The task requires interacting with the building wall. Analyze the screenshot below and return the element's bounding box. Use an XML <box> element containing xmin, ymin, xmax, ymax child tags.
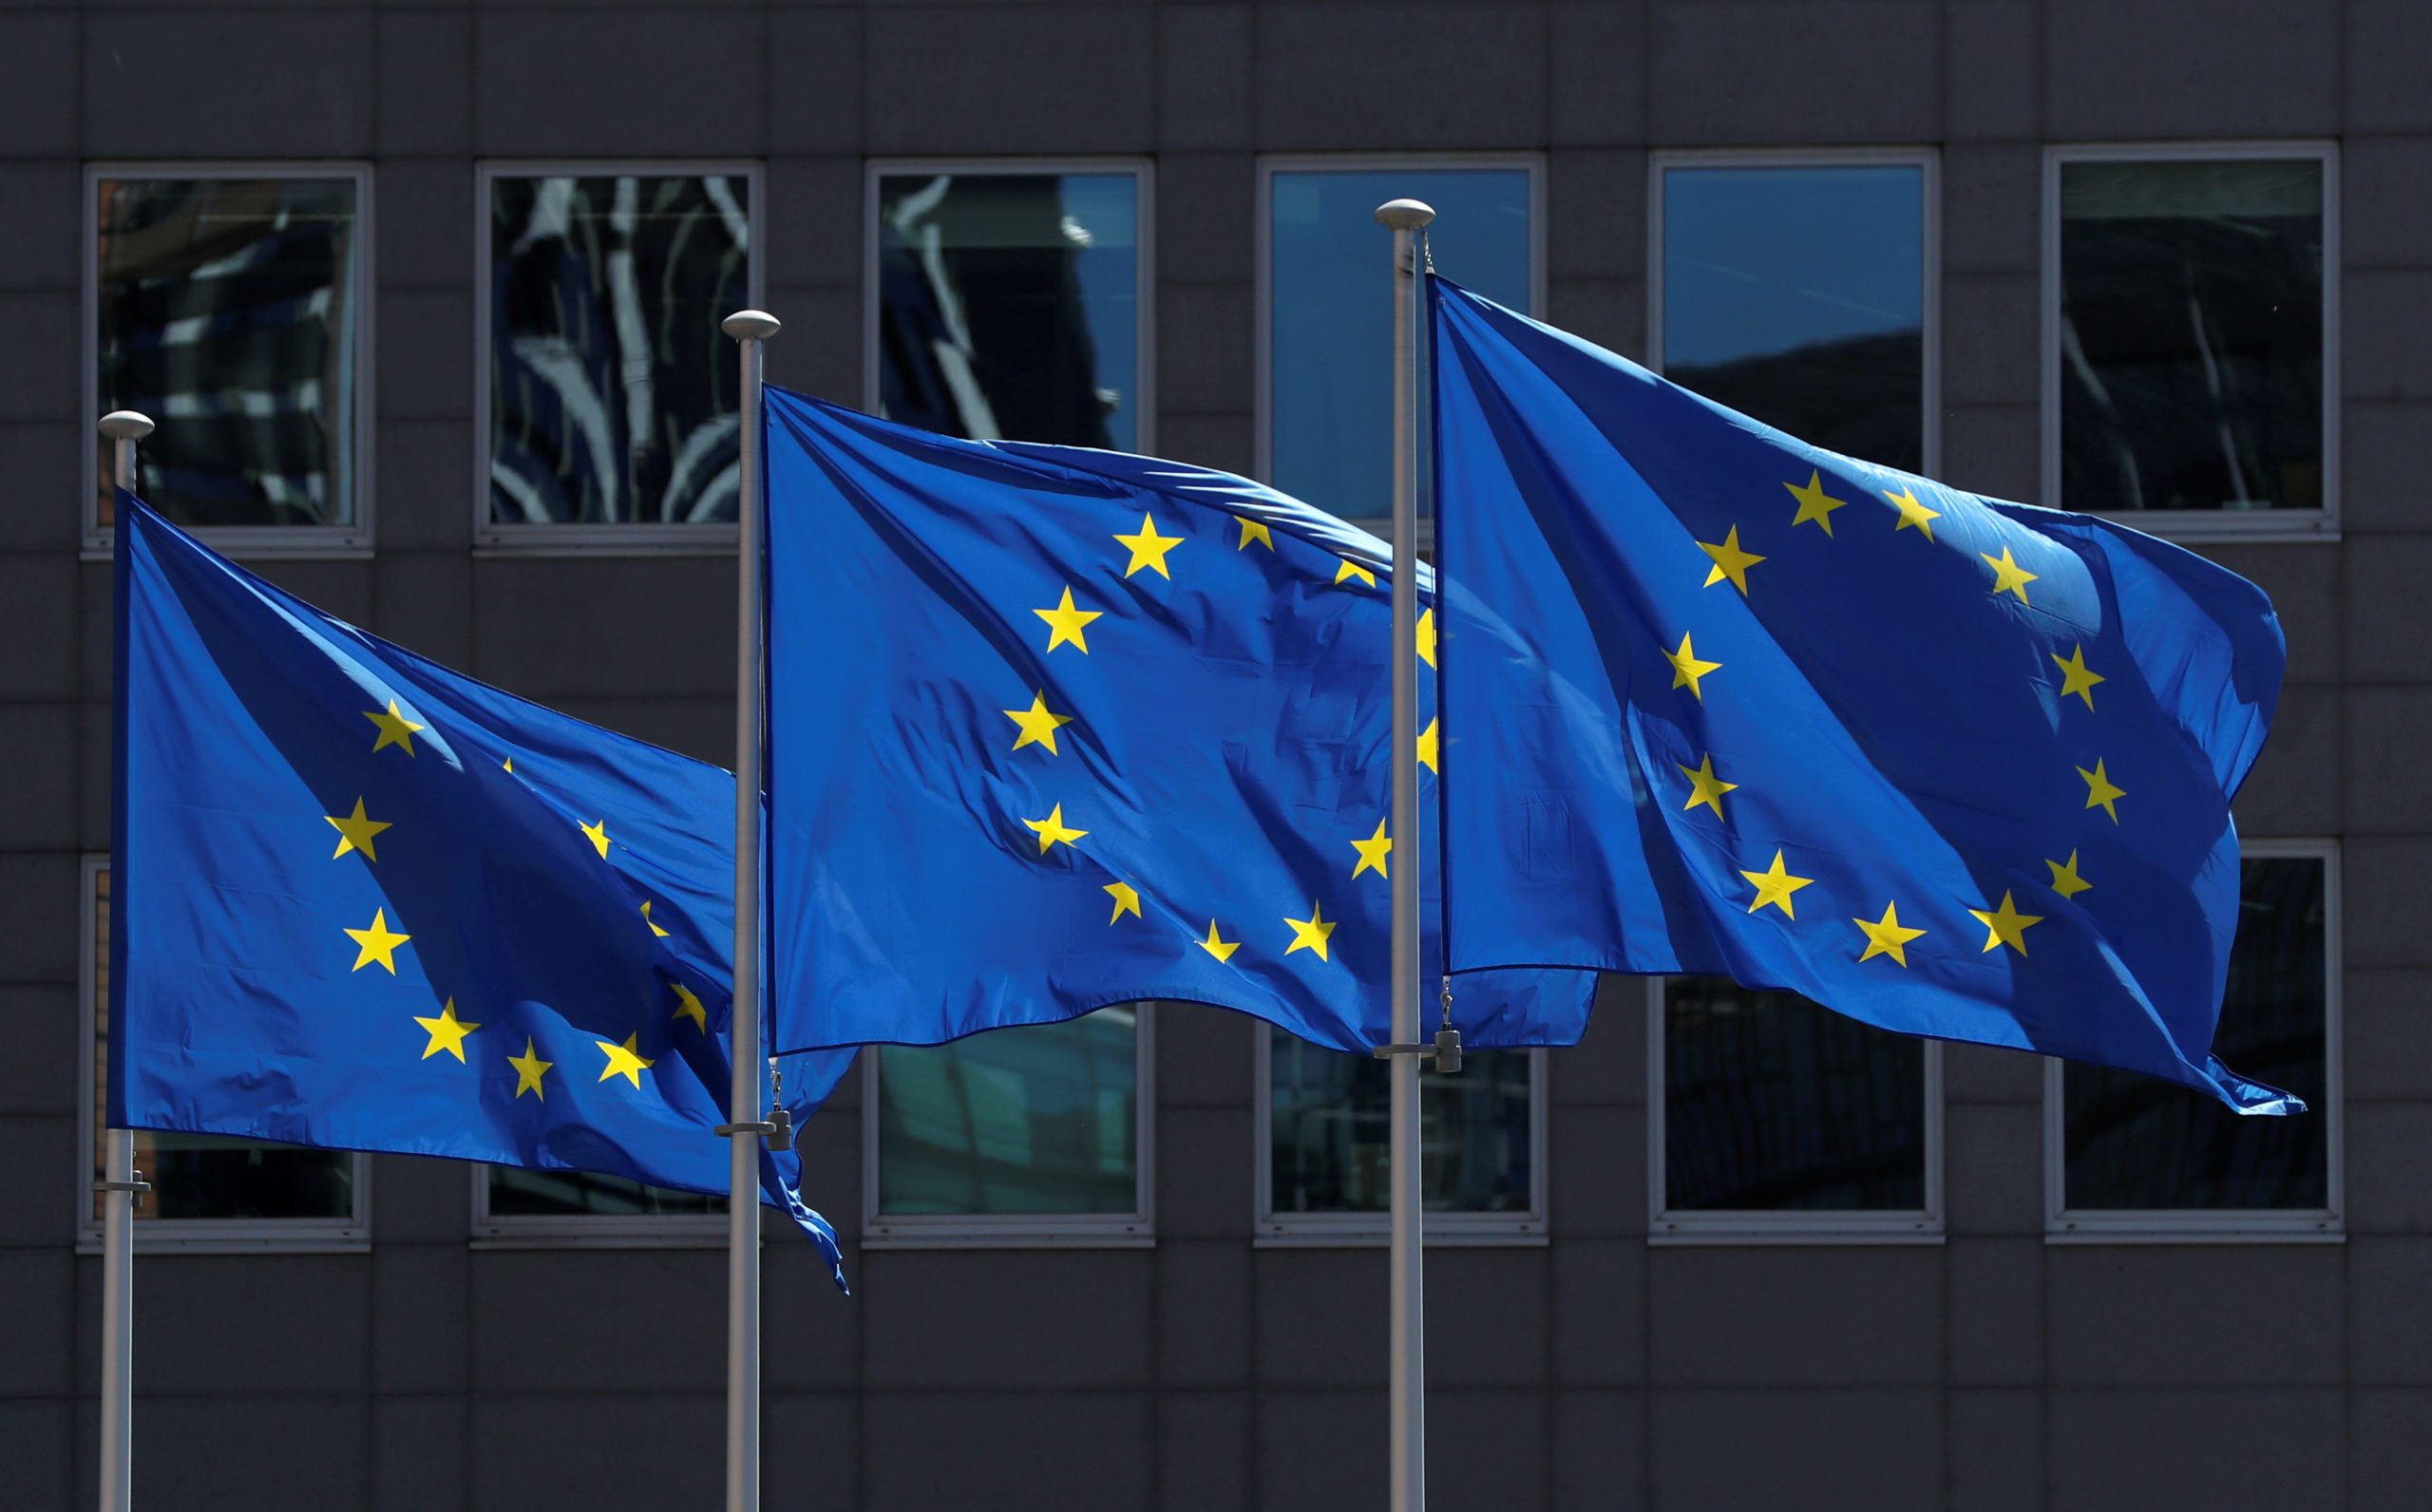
<box><xmin>2</xmin><ymin>2</ymin><xmax>2426</xmax><ymax>1507</ymax></box>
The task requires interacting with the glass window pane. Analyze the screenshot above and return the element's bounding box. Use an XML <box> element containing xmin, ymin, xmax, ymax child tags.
<box><xmin>94</xmin><ymin>176</ymin><xmax>361</xmax><ymax>530</ymax></box>
<box><xmin>486</xmin><ymin>1166</ymin><xmax>721</xmax><ymax>1219</ymax></box>
<box><xmin>876</xmin><ymin>1008</ymin><xmax>1138</xmax><ymax>1216</ymax></box>
<box><xmin>1267</xmin><ymin>1027</ymin><xmax>1532</xmax><ymax>1215</ymax></box>
<box><xmin>1663</xmin><ymin>981</ymin><xmax>1927</xmax><ymax>1212</ymax></box>
<box><xmin>2058</xmin><ymin>158</ymin><xmax>2325</xmax><ymax>515</ymax></box>
<box><xmin>1660</xmin><ymin>163</ymin><xmax>1927</xmax><ymax>471</ymax></box>
<box><xmin>1268</xmin><ymin>167</ymin><xmax>1532</xmax><ymax>520</ymax></box>
<box><xmin>876</xmin><ymin>172</ymin><xmax>1141</xmax><ymax>452</ymax></box>
<box><xmin>488</xmin><ymin>173</ymin><xmax>753</xmax><ymax>525</ymax></box>
<box><xmin>2062</xmin><ymin>856</ymin><xmax>2330</xmax><ymax>1210</ymax></box>
<box><xmin>87</xmin><ymin>865</ymin><xmax>353</xmax><ymax>1224</ymax></box>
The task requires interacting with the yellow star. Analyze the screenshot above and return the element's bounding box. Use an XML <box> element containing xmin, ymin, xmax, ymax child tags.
<box><xmin>1197</xmin><ymin>919</ymin><xmax>1240</xmax><ymax>963</ymax></box>
<box><xmin>1982</xmin><ymin>544</ymin><xmax>2039</xmax><ymax>603</ymax></box>
<box><xmin>1002</xmin><ymin>691</ymin><xmax>1075</xmax><ymax>756</ymax></box>
<box><xmin>1666</xmin><ymin>633</ymin><xmax>1721</xmax><ymax>700</ymax></box>
<box><xmin>2046</xmin><ymin>849</ymin><xmax>2093</xmax><ymax>900</ymax></box>
<box><xmin>1350</xmin><ymin>818</ymin><xmax>1393</xmax><ymax>880</ymax></box>
<box><xmin>502</xmin><ymin>757</ymin><xmax>514</xmax><ymax>774</ymax></box>
<box><xmin>1105</xmin><ymin>881</ymin><xmax>1142</xmax><ymax>923</ymax></box>
<box><xmin>1885</xmin><ymin>484</ymin><xmax>1941</xmax><ymax>540</ymax></box>
<box><xmin>2051</xmin><ymin>644</ymin><xmax>2105</xmax><ymax>710</ymax></box>
<box><xmin>2078</xmin><ymin>758</ymin><xmax>2125</xmax><ymax>822</ymax></box>
<box><xmin>1416</xmin><ymin>608</ymin><xmax>1437</xmax><ymax>669</ymax></box>
<box><xmin>508</xmin><ymin>1036</ymin><xmax>553</xmax><ymax>1100</ymax></box>
<box><xmin>1238</xmin><ymin>518</ymin><xmax>1273</xmax><ymax>551</ymax></box>
<box><xmin>1677</xmin><ymin>754</ymin><xmax>1738</xmax><ymax>819</ymax></box>
<box><xmin>412</xmin><ymin>998</ymin><xmax>481</xmax><ymax>1063</ymax></box>
<box><xmin>364</xmin><ymin>699</ymin><xmax>425</xmax><ymax>757</ymax></box>
<box><xmin>1852</xmin><ymin>902</ymin><xmax>1927</xmax><ymax>967</ymax></box>
<box><xmin>1416</xmin><ymin>717</ymin><xmax>1439</xmax><ymax>774</ymax></box>
<box><xmin>1283</xmin><ymin>900</ymin><xmax>1338</xmax><ymax>962</ymax></box>
<box><xmin>324</xmin><ymin>797</ymin><xmax>392</xmax><ymax>862</ymax></box>
<box><xmin>641</xmin><ymin>900</ymin><xmax>670</xmax><ymax>938</ymax></box>
<box><xmin>1739</xmin><ymin>850</ymin><xmax>1814</xmax><ymax>917</ymax></box>
<box><xmin>1968</xmin><ymin>891</ymin><xmax>2045</xmax><ymax>955</ymax></box>
<box><xmin>1698</xmin><ymin>525</ymin><xmax>1765</xmax><ymax>594</ymax></box>
<box><xmin>345</xmin><ymin>908</ymin><xmax>411</xmax><ymax>974</ymax></box>
<box><xmin>580</xmin><ymin>820</ymin><xmax>611</xmax><ymax>859</ymax></box>
<box><xmin>1034</xmin><ymin>587</ymin><xmax>1104</xmax><ymax>654</ymax></box>
<box><xmin>1022</xmin><ymin>803</ymin><xmax>1088</xmax><ymax>855</ymax></box>
<box><xmin>1785</xmin><ymin>470</ymin><xmax>1847</xmax><ymax>536</ymax></box>
<box><xmin>596</xmin><ymin>1031</ymin><xmax>656</xmax><ymax>1088</ymax></box>
<box><xmin>672</xmin><ymin>981</ymin><xmax>709</xmax><ymax>1032</ymax></box>
<box><xmin>1335</xmin><ymin>558</ymin><xmax>1379</xmax><ymax>590</ymax></box>
<box><xmin>1114</xmin><ymin>512</ymin><xmax>1184</xmax><ymax>578</ymax></box>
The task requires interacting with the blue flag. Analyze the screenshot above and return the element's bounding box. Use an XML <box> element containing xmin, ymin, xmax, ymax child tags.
<box><xmin>1428</xmin><ymin>279</ymin><xmax>2295</xmax><ymax>1112</ymax></box>
<box><xmin>112</xmin><ymin>499</ymin><xmax>852</xmax><ymax>1281</ymax></box>
<box><xmin>760</xmin><ymin>387</ymin><xmax>1595</xmax><ymax>1053</ymax></box>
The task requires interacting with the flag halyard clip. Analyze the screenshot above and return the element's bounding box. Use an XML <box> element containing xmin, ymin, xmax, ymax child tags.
<box><xmin>92</xmin><ymin>1179</ymin><xmax>152</xmax><ymax>1194</ymax></box>
<box><xmin>1371</xmin><ymin>976</ymin><xmax>1464</xmax><ymax>1073</ymax></box>
<box><xmin>716</xmin><ymin>1057</ymin><xmax>794</xmax><ymax>1150</ymax></box>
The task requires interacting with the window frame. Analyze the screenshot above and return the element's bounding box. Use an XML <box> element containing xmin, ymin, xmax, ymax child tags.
<box><xmin>862</xmin><ymin>157</ymin><xmax>1158</xmax><ymax>459</ymax></box>
<box><xmin>472</xmin><ymin>160</ymin><xmax>767</xmax><ymax>556</ymax></box>
<box><xmin>75</xmin><ymin>855</ymin><xmax>372</xmax><ymax>1255</ymax></box>
<box><xmin>1644</xmin><ymin>976</ymin><xmax>1948</xmax><ymax>1245</ymax></box>
<box><xmin>81</xmin><ymin>161</ymin><xmax>378</xmax><ymax>560</ymax></box>
<box><xmin>1251</xmin><ymin>1024</ymin><xmax>1548</xmax><ymax>1247</ymax></box>
<box><xmin>859</xmin><ymin>1004</ymin><xmax>1157</xmax><ymax>1249</ymax></box>
<box><xmin>1647</xmin><ymin>146</ymin><xmax>1943</xmax><ymax>482</ymax></box>
<box><xmin>2042</xmin><ymin>838</ymin><xmax>2345</xmax><ymax>1244</ymax></box>
<box><xmin>466</xmin><ymin>1162</ymin><xmax>728</xmax><ymax>1250</ymax></box>
<box><xmin>2039</xmin><ymin>140</ymin><xmax>2342</xmax><ymax>542</ymax></box>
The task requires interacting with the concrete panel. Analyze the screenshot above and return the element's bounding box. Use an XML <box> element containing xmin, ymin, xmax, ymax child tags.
<box><xmin>0</xmin><ymin>984</ymin><xmax>75</xmax><ymax>1118</ymax></box>
<box><xmin>378</xmin><ymin>289</ymin><xmax>475</xmax><ymax>423</ymax></box>
<box><xmin>2349</xmin><ymin>270</ymin><xmax>2432</xmax><ymax>402</ymax></box>
<box><xmin>2346</xmin><ymin>136</ymin><xmax>2432</xmax><ymax>270</ymax></box>
<box><xmin>2048</xmin><ymin>1387</ymin><xmax>2343</xmax><ymax>1507</ymax></box>
<box><xmin>137</xmin><ymin>1393</ymin><xmax>371</xmax><ymax>1512</ymax></box>
<box><xmin>1943</xmin><ymin>143</ymin><xmax>2041</xmax><ymax>275</ymax></box>
<box><xmin>2344</xmin><ymin>400</ymin><xmax>2432</xmax><ymax>534</ymax></box>
<box><xmin>82</xmin><ymin>12</ymin><xmax>374</xmax><ymax>160</ymax></box>
<box><xmin>1254</xmin><ymin>3</ymin><xmax>1549</xmax><ymax>153</ymax></box>
<box><xmin>2346</xmin><ymin>839</ymin><xmax>2432</xmax><ymax>970</ymax></box>
<box><xmin>0</xmin><ymin>856</ymin><xmax>80</xmax><ymax>985</ymax></box>
<box><xmin>373</xmin><ymin>552</ymin><xmax>476</xmax><ymax>672</ymax></box>
<box><xmin>0</xmin><ymin>1401</ymin><xmax>71</xmax><ymax>1512</ymax></box>
<box><xmin>1551</xmin><ymin>1237</ymin><xmax>1646</xmax><ymax>1388</ymax></box>
<box><xmin>1424</xmin><ymin>1248</ymin><xmax>1548</xmax><ymax>1387</ymax></box>
<box><xmin>1158</xmin><ymin>1390</ymin><xmax>1252</xmax><ymax>1512</ymax></box>
<box><xmin>1158</xmin><ymin>4</ymin><xmax>1253</xmax><ymax>152</ymax></box>
<box><xmin>2353</xmin><ymin>1237</ymin><xmax>2432</xmax><ymax>1385</ymax></box>
<box><xmin>864</xmin><ymin>6</ymin><xmax>1155</xmax><ymax>156</ymax></box>
<box><xmin>468</xmin><ymin>1249</ymin><xmax>725</xmax><ymax>1394</ymax></box>
<box><xmin>0</xmin><ymin>1117</ymin><xmax>74</xmax><ymax>1248</ymax></box>
<box><xmin>768</xmin><ymin>9</ymin><xmax>864</xmax><ymax>156</ymax></box>
<box><xmin>0</xmin><ymin>422</ymin><xmax>81</xmax><ymax>553</ymax></box>
<box><xmin>474</xmin><ymin>9</ymin><xmax>768</xmax><ymax>158</ymax></box>
<box><xmin>2233</xmin><ymin>682</ymin><xmax>2340</xmax><ymax>836</ymax></box>
<box><xmin>469</xmin><ymin>1391</ymin><xmax>721</xmax><ymax>1509</ymax></box>
<box><xmin>865</xmin><ymin>1389</ymin><xmax>1151</xmax><ymax>1509</ymax></box>
<box><xmin>368</xmin><ymin>1153</ymin><xmax>470</xmax><ymax>1246</ymax></box>
<box><xmin>1255</xmin><ymin>1248</ymin><xmax>1390</xmax><ymax>1388</ymax></box>
<box><xmin>1549</xmin><ymin>275</ymin><xmax>1644</xmax><ymax>363</ymax></box>
<box><xmin>70</xmin><ymin>1255</ymin><xmax>371</xmax><ymax>1397</ymax></box>
<box><xmin>1158</xmin><ymin>281</ymin><xmax>1252</xmax><ymax>420</ymax></box>
<box><xmin>766</xmin><ymin>1393</ymin><xmax>859</xmax><ymax>1509</ymax></box>
<box><xmin>2207</xmin><ymin>539</ymin><xmax>2335</xmax><ymax>684</ymax></box>
<box><xmin>2046</xmin><ymin>1245</ymin><xmax>2345</xmax><ymax>1386</ymax></box>
<box><xmin>0</xmin><ymin>1249</ymin><xmax>70</xmax><ymax>1395</ymax></box>
<box><xmin>1549</xmin><ymin>2</ymin><xmax>1648</xmax><ymax>148</ymax></box>
<box><xmin>375</xmin><ymin>161</ymin><xmax>472</xmax><ymax>295</ymax></box>
<box><xmin>1941</xmin><ymin>273</ymin><xmax>2039</xmax><ymax>407</ymax></box>
<box><xmin>1948</xmin><ymin>1387</ymin><xmax>2043</xmax><ymax>1512</ymax></box>
<box><xmin>0</xmin><ymin>16</ymin><xmax>74</xmax><ymax>159</ymax></box>
<box><xmin>863</xmin><ymin>1249</ymin><xmax>1150</xmax><ymax>1389</ymax></box>
<box><xmin>1942</xmin><ymin>1039</ymin><xmax>2041</xmax><ymax>1105</ymax></box>
<box><xmin>1647</xmin><ymin>1246</ymin><xmax>1944</xmax><ymax>1386</ymax></box>
<box><xmin>1431</xmin><ymin>1387</ymin><xmax>1548</xmax><ymax>1507</ymax></box>
<box><xmin>1155</xmin><ymin>152</ymin><xmax>1254</xmax><ymax>289</ymax></box>
<box><xmin>1945</xmin><ymin>1101</ymin><xmax>2042</xmax><ymax>1237</ymax></box>
<box><xmin>470</xmin><ymin>556</ymin><xmax>737</xmax><ymax>701</ymax></box>
<box><xmin>80</xmin><ymin>701</ymin><xmax>109</xmax><ymax>852</ymax></box>
<box><xmin>372</xmin><ymin>1241</ymin><xmax>468</xmax><ymax>1395</ymax></box>
<box><xmin>1647</xmin><ymin>1</ymin><xmax>1939</xmax><ymax>147</ymax></box>
<box><xmin>0</xmin><ymin>163</ymin><xmax>77</xmax><ymax>293</ymax></box>
<box><xmin>0</xmin><ymin>293</ymin><xmax>78</xmax><ymax>422</ymax></box>
<box><xmin>764</xmin><ymin>156</ymin><xmax>863</xmax><ymax>290</ymax></box>
<box><xmin>1548</xmin><ymin>1104</ymin><xmax>1642</xmax><ymax>1238</ymax></box>
<box><xmin>763</xmin><ymin>1225</ymin><xmax>863</xmax><ymax>1392</ymax></box>
<box><xmin>1939</xmin><ymin>404</ymin><xmax>2037</xmax><ymax>503</ymax></box>
<box><xmin>1157</xmin><ymin>1238</ymin><xmax>1251</xmax><ymax>1388</ymax></box>
<box><xmin>758</xmin><ymin>282</ymin><xmax>861</xmax><ymax>406</ymax></box>
<box><xmin>0</xmin><ymin>703</ymin><xmax>77</xmax><ymax>852</ymax></box>
<box><xmin>1155</xmin><ymin>414</ymin><xmax>1253</xmax><ymax>482</ymax></box>
<box><xmin>372</xmin><ymin>1395</ymin><xmax>466</xmax><ymax>1512</ymax></box>
<box><xmin>1551</xmin><ymin>976</ymin><xmax>1645</xmax><ymax>1107</ymax></box>
<box><xmin>2348</xmin><ymin>1</ymin><xmax>2432</xmax><ymax>135</ymax></box>
<box><xmin>1552</xmin><ymin>1388</ymin><xmax>1647</xmax><ymax>1512</ymax></box>
<box><xmin>2353</xmin><ymin>1388</ymin><xmax>2432</xmax><ymax>1510</ymax></box>
<box><xmin>2349</xmin><ymin>1101</ymin><xmax>2432</xmax><ymax>1235</ymax></box>
<box><xmin>1946</xmin><ymin>0</ymin><xmax>2039</xmax><ymax>142</ymax></box>
<box><xmin>2346</xmin><ymin>688</ymin><xmax>2432</xmax><ymax>835</ymax></box>
<box><xmin>2042</xmin><ymin>0</ymin><xmax>2337</xmax><ymax>141</ymax></box>
<box><xmin>1548</xmin><ymin>149</ymin><xmax>1645</xmax><ymax>283</ymax></box>
<box><xmin>1948</xmin><ymin>1237</ymin><xmax>2042</xmax><ymax>1387</ymax></box>
<box><xmin>1255</xmin><ymin>1389</ymin><xmax>1378</xmax><ymax>1512</ymax></box>
<box><xmin>1158</xmin><ymin>1000</ymin><xmax>1253</xmax><ymax>1110</ymax></box>
<box><xmin>376</xmin><ymin>418</ymin><xmax>476</xmax><ymax>554</ymax></box>
<box><xmin>2344</xmin><ymin>969</ymin><xmax>2432</xmax><ymax>1104</ymax></box>
<box><xmin>1651</xmin><ymin>1388</ymin><xmax>1943</xmax><ymax>1508</ymax></box>
<box><xmin>377</xmin><ymin>11</ymin><xmax>474</xmax><ymax>158</ymax></box>
<box><xmin>1157</xmin><ymin>1106</ymin><xmax>1253</xmax><ymax>1239</ymax></box>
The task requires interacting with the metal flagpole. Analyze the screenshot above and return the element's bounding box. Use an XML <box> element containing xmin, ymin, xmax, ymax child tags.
<box><xmin>719</xmin><ymin>311</ymin><xmax>780</xmax><ymax>1512</ymax></box>
<box><xmin>1375</xmin><ymin>198</ymin><xmax>1436</xmax><ymax>1512</ymax></box>
<box><xmin>96</xmin><ymin>407</ymin><xmax>154</xmax><ymax>1512</ymax></box>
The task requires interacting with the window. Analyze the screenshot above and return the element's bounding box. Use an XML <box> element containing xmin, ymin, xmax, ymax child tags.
<box><xmin>85</xmin><ymin>164</ymin><xmax>371</xmax><ymax>554</ymax></box>
<box><xmin>1258</xmin><ymin>1027</ymin><xmax>1544</xmax><ymax>1244</ymax></box>
<box><xmin>476</xmin><ymin>164</ymin><xmax>762</xmax><ymax>547</ymax></box>
<box><xmin>864</xmin><ymin>1006</ymin><xmax>1152</xmax><ymax>1246</ymax></box>
<box><xmin>1651</xmin><ymin>150</ymin><xmax>1937</xmax><ymax>474</ymax></box>
<box><xmin>2044</xmin><ymin>144</ymin><xmax>2338</xmax><ymax>536</ymax></box>
<box><xmin>471</xmin><ymin>1164</ymin><xmax>723</xmax><ymax>1248</ymax></box>
<box><xmin>1649</xmin><ymin>978</ymin><xmax>1943</xmax><ymax>1241</ymax></box>
<box><xmin>2047</xmin><ymin>844</ymin><xmax>2341</xmax><ymax>1240</ymax></box>
<box><xmin>78</xmin><ymin>858</ymin><xmax>368</xmax><ymax>1251</ymax></box>
<box><xmin>1260</xmin><ymin>157</ymin><xmax>1541</xmax><ymax>524</ymax></box>
<box><xmin>866</xmin><ymin>161</ymin><xmax>1150</xmax><ymax>454</ymax></box>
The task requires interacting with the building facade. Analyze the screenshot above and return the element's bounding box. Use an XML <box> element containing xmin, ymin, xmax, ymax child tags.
<box><xmin>3</xmin><ymin>2</ymin><xmax>2425</xmax><ymax>1507</ymax></box>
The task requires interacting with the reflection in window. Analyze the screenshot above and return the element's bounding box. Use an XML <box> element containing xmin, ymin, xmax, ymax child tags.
<box><xmin>86</xmin><ymin>864</ymin><xmax>354</xmax><ymax>1225</ymax></box>
<box><xmin>485</xmin><ymin>1167</ymin><xmax>720</xmax><ymax>1219</ymax></box>
<box><xmin>1268</xmin><ymin>1028</ymin><xmax>1531</xmax><ymax>1215</ymax></box>
<box><xmin>488</xmin><ymin>173</ymin><xmax>752</xmax><ymax>524</ymax></box>
<box><xmin>876</xmin><ymin>172</ymin><xmax>1140</xmax><ymax>451</ymax></box>
<box><xmin>1662</xmin><ymin>981</ymin><xmax>1927</xmax><ymax>1211</ymax></box>
<box><xmin>93</xmin><ymin>175</ymin><xmax>362</xmax><ymax>530</ymax></box>
<box><xmin>875</xmin><ymin>1008</ymin><xmax>1138</xmax><ymax>1216</ymax></box>
<box><xmin>1660</xmin><ymin>162</ymin><xmax>1927</xmax><ymax>471</ymax></box>
<box><xmin>2058</xmin><ymin>157</ymin><xmax>2326</xmax><ymax>515</ymax></box>
<box><xmin>2063</xmin><ymin>855</ymin><xmax>2330</xmax><ymax>1211</ymax></box>
<box><xmin>1268</xmin><ymin>166</ymin><xmax>1532</xmax><ymax>520</ymax></box>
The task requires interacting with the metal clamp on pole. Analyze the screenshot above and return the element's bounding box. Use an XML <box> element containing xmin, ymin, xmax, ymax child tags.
<box><xmin>91</xmin><ymin>1180</ymin><xmax>153</xmax><ymax>1194</ymax></box>
<box><xmin>1368</xmin><ymin>1030</ymin><xmax>1464</xmax><ymax>1073</ymax></box>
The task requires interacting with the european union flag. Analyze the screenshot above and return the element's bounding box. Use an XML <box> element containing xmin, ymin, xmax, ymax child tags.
<box><xmin>1428</xmin><ymin>279</ymin><xmax>2295</xmax><ymax>1112</ymax></box>
<box><xmin>112</xmin><ymin>500</ymin><xmax>851</xmax><ymax>1279</ymax></box>
<box><xmin>759</xmin><ymin>387</ymin><xmax>1595</xmax><ymax>1053</ymax></box>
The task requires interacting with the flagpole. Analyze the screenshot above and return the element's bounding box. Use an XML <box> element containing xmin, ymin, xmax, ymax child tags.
<box><xmin>719</xmin><ymin>310</ymin><xmax>780</xmax><ymax>1512</ymax></box>
<box><xmin>1376</xmin><ymin>197</ymin><xmax>1435</xmax><ymax>1512</ymax></box>
<box><xmin>96</xmin><ymin>407</ymin><xmax>153</xmax><ymax>1512</ymax></box>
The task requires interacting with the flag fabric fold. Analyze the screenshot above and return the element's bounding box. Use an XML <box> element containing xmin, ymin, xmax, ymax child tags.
<box><xmin>112</xmin><ymin>498</ymin><xmax>851</xmax><ymax>1281</ymax></box>
<box><xmin>1428</xmin><ymin>277</ymin><xmax>2294</xmax><ymax>1112</ymax></box>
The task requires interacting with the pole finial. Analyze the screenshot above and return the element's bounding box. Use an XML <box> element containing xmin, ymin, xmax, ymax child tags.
<box><xmin>1374</xmin><ymin>198</ymin><xmax>1437</xmax><ymax>232</ymax></box>
<box><xmin>98</xmin><ymin>410</ymin><xmax>155</xmax><ymax>443</ymax></box>
<box><xmin>721</xmin><ymin>310</ymin><xmax>781</xmax><ymax>343</ymax></box>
